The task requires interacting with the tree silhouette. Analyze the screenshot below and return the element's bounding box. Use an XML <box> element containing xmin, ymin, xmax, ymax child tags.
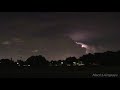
<box><xmin>50</xmin><ymin>60</ymin><xmax>58</xmax><ymax>66</ymax></box>
<box><xmin>64</xmin><ymin>57</ymin><xmax>77</xmax><ymax>66</ymax></box>
<box><xmin>25</xmin><ymin>55</ymin><xmax>49</xmax><ymax>67</ymax></box>
<box><xmin>80</xmin><ymin>50</ymin><xmax>120</xmax><ymax>66</ymax></box>
<box><xmin>17</xmin><ymin>60</ymin><xmax>25</xmax><ymax>66</ymax></box>
<box><xmin>0</xmin><ymin>59</ymin><xmax>17</xmax><ymax>69</ymax></box>
<box><xmin>80</xmin><ymin>53</ymin><xmax>95</xmax><ymax>66</ymax></box>
<box><xmin>0</xmin><ymin>50</ymin><xmax>119</xmax><ymax>75</ymax></box>
<box><xmin>0</xmin><ymin>59</ymin><xmax>15</xmax><ymax>65</ymax></box>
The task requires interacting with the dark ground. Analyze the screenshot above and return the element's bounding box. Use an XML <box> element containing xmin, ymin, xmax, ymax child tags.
<box><xmin>0</xmin><ymin>66</ymin><xmax>120</xmax><ymax>78</ymax></box>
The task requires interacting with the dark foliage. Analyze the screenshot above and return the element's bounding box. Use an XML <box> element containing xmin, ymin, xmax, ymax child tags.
<box><xmin>80</xmin><ymin>50</ymin><xmax>120</xmax><ymax>66</ymax></box>
<box><xmin>25</xmin><ymin>55</ymin><xmax>49</xmax><ymax>67</ymax></box>
<box><xmin>0</xmin><ymin>50</ymin><xmax>120</xmax><ymax>74</ymax></box>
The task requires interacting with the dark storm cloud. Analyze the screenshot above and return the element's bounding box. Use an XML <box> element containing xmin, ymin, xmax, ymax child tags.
<box><xmin>0</xmin><ymin>12</ymin><xmax>120</xmax><ymax>60</ymax></box>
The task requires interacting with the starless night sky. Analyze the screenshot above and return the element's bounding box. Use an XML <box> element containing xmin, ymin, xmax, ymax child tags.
<box><xmin>0</xmin><ymin>12</ymin><xmax>120</xmax><ymax>61</ymax></box>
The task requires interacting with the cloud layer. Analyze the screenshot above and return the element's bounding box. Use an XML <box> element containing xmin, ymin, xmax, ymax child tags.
<box><xmin>0</xmin><ymin>12</ymin><xmax>120</xmax><ymax>60</ymax></box>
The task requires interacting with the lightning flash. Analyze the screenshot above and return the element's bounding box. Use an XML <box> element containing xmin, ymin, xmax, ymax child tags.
<box><xmin>75</xmin><ymin>42</ymin><xmax>95</xmax><ymax>54</ymax></box>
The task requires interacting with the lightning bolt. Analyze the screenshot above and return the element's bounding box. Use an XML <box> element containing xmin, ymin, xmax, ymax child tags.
<box><xmin>75</xmin><ymin>41</ymin><xmax>95</xmax><ymax>54</ymax></box>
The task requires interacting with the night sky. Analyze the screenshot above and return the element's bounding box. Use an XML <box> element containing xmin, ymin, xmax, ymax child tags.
<box><xmin>0</xmin><ymin>12</ymin><xmax>120</xmax><ymax>61</ymax></box>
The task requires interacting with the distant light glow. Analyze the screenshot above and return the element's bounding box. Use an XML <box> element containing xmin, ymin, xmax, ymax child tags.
<box><xmin>1</xmin><ymin>41</ymin><xmax>11</xmax><ymax>45</ymax></box>
<box><xmin>75</xmin><ymin>41</ymin><xmax>95</xmax><ymax>54</ymax></box>
<box><xmin>61</xmin><ymin>62</ymin><xmax>63</xmax><ymax>64</ymax></box>
<box><xmin>76</xmin><ymin>42</ymin><xmax>88</xmax><ymax>48</ymax></box>
<box><xmin>32</xmin><ymin>50</ymin><xmax>39</xmax><ymax>53</ymax></box>
<box><xmin>75</xmin><ymin>42</ymin><xmax>89</xmax><ymax>53</ymax></box>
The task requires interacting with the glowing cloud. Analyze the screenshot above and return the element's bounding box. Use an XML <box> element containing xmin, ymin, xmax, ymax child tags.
<box><xmin>1</xmin><ymin>41</ymin><xmax>11</xmax><ymax>45</ymax></box>
<box><xmin>76</xmin><ymin>42</ymin><xmax>88</xmax><ymax>48</ymax></box>
<box><xmin>32</xmin><ymin>50</ymin><xmax>39</xmax><ymax>53</ymax></box>
<box><xmin>75</xmin><ymin>41</ymin><xmax>96</xmax><ymax>54</ymax></box>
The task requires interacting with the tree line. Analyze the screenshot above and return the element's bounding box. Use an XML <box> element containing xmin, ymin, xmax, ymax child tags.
<box><xmin>0</xmin><ymin>50</ymin><xmax>120</xmax><ymax>68</ymax></box>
